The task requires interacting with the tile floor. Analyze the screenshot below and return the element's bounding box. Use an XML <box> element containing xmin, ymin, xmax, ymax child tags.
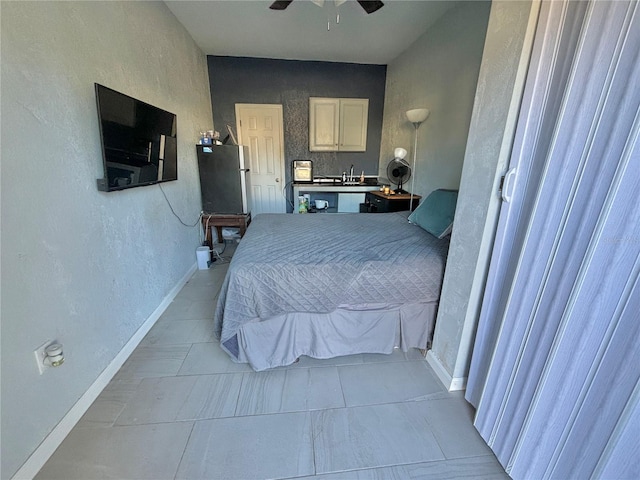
<box><xmin>36</xmin><ymin>244</ymin><xmax>508</xmax><ymax>480</ymax></box>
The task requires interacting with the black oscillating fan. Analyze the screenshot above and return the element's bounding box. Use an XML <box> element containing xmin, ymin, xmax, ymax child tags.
<box><xmin>386</xmin><ymin>158</ymin><xmax>411</xmax><ymax>193</ymax></box>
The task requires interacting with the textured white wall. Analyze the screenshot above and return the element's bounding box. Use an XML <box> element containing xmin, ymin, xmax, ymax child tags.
<box><xmin>0</xmin><ymin>2</ymin><xmax>212</xmax><ymax>477</ymax></box>
<box><xmin>380</xmin><ymin>0</ymin><xmax>536</xmax><ymax>385</ymax></box>
<box><xmin>378</xmin><ymin>1</ymin><xmax>491</xmax><ymax>196</ymax></box>
<box><xmin>431</xmin><ymin>1</ymin><xmax>535</xmax><ymax>381</ymax></box>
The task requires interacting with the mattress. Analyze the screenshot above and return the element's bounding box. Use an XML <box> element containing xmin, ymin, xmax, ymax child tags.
<box><xmin>214</xmin><ymin>211</ymin><xmax>450</xmax><ymax>370</ymax></box>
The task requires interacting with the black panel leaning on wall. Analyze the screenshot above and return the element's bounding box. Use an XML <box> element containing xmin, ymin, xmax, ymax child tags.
<box><xmin>207</xmin><ymin>56</ymin><xmax>386</xmax><ymax>210</ymax></box>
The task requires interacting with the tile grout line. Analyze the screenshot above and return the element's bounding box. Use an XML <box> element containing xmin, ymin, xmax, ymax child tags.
<box><xmin>310</xmin><ymin>409</ymin><xmax>317</xmax><ymax>477</ymax></box>
<box><xmin>174</xmin><ymin>342</ymin><xmax>196</xmax><ymax>376</ymax></box>
<box><xmin>104</xmin><ymin>394</ymin><xmax>461</xmax><ymax>429</ymax></box>
<box><xmin>274</xmin><ymin>454</ymin><xmax>504</xmax><ymax>479</ymax></box>
<box><xmin>172</xmin><ymin>421</ymin><xmax>197</xmax><ymax>480</ymax></box>
<box><xmin>233</xmin><ymin>372</ymin><xmax>247</xmax><ymax>417</ymax></box>
<box><xmin>335</xmin><ymin>365</ymin><xmax>349</xmax><ymax>409</ymax></box>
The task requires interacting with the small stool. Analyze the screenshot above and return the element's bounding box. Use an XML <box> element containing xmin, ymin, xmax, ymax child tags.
<box><xmin>202</xmin><ymin>213</ymin><xmax>252</xmax><ymax>248</ymax></box>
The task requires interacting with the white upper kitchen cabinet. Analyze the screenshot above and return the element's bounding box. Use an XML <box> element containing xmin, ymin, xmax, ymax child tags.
<box><xmin>309</xmin><ymin>97</ymin><xmax>368</xmax><ymax>152</ymax></box>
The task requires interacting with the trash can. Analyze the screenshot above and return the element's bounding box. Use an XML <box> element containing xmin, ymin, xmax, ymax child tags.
<box><xmin>196</xmin><ymin>246</ymin><xmax>210</xmax><ymax>270</ymax></box>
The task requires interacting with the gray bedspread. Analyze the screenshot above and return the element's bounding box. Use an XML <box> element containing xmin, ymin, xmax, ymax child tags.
<box><xmin>214</xmin><ymin>211</ymin><xmax>450</xmax><ymax>370</ymax></box>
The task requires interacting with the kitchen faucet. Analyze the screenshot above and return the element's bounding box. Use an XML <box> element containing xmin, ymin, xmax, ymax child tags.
<box><xmin>349</xmin><ymin>165</ymin><xmax>354</xmax><ymax>182</ymax></box>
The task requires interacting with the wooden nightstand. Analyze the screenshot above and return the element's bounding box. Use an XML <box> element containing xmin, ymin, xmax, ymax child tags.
<box><xmin>364</xmin><ymin>191</ymin><xmax>421</xmax><ymax>213</ymax></box>
<box><xmin>202</xmin><ymin>213</ymin><xmax>251</xmax><ymax>247</ymax></box>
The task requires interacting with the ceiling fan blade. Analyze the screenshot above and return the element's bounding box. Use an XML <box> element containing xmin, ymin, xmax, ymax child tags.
<box><xmin>269</xmin><ymin>0</ymin><xmax>294</xmax><ymax>11</ymax></box>
<box><xmin>356</xmin><ymin>1</ymin><xmax>384</xmax><ymax>14</ymax></box>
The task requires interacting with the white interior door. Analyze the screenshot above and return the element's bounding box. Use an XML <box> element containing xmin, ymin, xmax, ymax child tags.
<box><xmin>235</xmin><ymin>104</ymin><xmax>286</xmax><ymax>215</ymax></box>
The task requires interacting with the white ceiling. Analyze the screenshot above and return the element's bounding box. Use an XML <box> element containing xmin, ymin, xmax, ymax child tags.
<box><xmin>164</xmin><ymin>0</ymin><xmax>459</xmax><ymax>65</ymax></box>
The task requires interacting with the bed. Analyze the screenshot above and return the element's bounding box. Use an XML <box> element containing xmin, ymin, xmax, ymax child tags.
<box><xmin>213</xmin><ymin>190</ymin><xmax>457</xmax><ymax>371</ymax></box>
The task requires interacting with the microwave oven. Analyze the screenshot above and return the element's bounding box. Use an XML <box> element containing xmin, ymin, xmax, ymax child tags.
<box><xmin>292</xmin><ymin>160</ymin><xmax>313</xmax><ymax>183</ymax></box>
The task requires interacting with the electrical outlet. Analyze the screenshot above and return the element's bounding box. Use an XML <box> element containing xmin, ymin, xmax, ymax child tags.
<box><xmin>34</xmin><ymin>341</ymin><xmax>52</xmax><ymax>375</ymax></box>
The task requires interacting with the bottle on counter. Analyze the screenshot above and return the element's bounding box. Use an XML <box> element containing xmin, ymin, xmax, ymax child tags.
<box><xmin>342</xmin><ymin>172</ymin><xmax>347</xmax><ymax>182</ymax></box>
<box><xmin>298</xmin><ymin>196</ymin><xmax>308</xmax><ymax>213</ymax></box>
<box><xmin>360</xmin><ymin>171</ymin><xmax>365</xmax><ymax>183</ymax></box>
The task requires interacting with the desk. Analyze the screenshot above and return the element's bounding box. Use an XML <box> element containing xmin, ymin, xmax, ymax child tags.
<box><xmin>365</xmin><ymin>191</ymin><xmax>422</xmax><ymax>213</ymax></box>
<box><xmin>202</xmin><ymin>213</ymin><xmax>251</xmax><ymax>246</ymax></box>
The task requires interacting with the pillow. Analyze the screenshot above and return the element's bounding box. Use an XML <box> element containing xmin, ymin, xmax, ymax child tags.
<box><xmin>408</xmin><ymin>189</ymin><xmax>458</xmax><ymax>238</ymax></box>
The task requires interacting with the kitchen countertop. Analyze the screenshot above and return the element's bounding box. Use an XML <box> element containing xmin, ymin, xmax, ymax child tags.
<box><xmin>292</xmin><ymin>182</ymin><xmax>380</xmax><ymax>193</ymax></box>
<box><xmin>293</xmin><ymin>177</ymin><xmax>381</xmax><ymax>193</ymax></box>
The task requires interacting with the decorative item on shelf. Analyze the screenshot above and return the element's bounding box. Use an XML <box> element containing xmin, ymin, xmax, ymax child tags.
<box><xmin>199</xmin><ymin>132</ymin><xmax>210</xmax><ymax>145</ymax></box>
<box><xmin>406</xmin><ymin>108</ymin><xmax>430</xmax><ymax>211</ymax></box>
<box><xmin>199</xmin><ymin>130</ymin><xmax>220</xmax><ymax>145</ymax></box>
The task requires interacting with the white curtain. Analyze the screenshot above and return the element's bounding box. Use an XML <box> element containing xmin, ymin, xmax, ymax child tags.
<box><xmin>466</xmin><ymin>1</ymin><xmax>640</xmax><ymax>478</ymax></box>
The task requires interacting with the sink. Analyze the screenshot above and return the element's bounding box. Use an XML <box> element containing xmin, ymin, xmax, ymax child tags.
<box><xmin>305</xmin><ymin>178</ymin><xmax>379</xmax><ymax>188</ymax></box>
<box><xmin>311</xmin><ymin>179</ymin><xmax>365</xmax><ymax>186</ymax></box>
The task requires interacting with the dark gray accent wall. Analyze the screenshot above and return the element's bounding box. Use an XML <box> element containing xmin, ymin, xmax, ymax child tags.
<box><xmin>207</xmin><ymin>56</ymin><xmax>386</xmax><ymax>208</ymax></box>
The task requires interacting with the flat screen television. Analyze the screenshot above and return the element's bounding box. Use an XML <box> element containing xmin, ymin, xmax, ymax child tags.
<box><xmin>95</xmin><ymin>83</ymin><xmax>177</xmax><ymax>192</ymax></box>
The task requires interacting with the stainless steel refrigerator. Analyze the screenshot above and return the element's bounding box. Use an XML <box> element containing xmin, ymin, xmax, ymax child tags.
<box><xmin>197</xmin><ymin>145</ymin><xmax>252</xmax><ymax>214</ymax></box>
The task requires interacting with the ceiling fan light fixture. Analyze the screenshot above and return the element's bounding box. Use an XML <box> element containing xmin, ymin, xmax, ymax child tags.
<box><xmin>270</xmin><ymin>0</ymin><xmax>383</xmax><ymax>14</ymax></box>
<box><xmin>357</xmin><ymin>0</ymin><xmax>384</xmax><ymax>14</ymax></box>
<box><xmin>269</xmin><ymin>0</ymin><xmax>294</xmax><ymax>10</ymax></box>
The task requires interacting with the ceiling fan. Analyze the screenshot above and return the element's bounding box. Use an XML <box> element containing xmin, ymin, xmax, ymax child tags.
<box><xmin>269</xmin><ymin>0</ymin><xmax>384</xmax><ymax>15</ymax></box>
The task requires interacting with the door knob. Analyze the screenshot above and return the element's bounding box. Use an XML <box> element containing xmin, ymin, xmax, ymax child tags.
<box><xmin>275</xmin><ymin>178</ymin><xmax>280</xmax><ymax>182</ymax></box>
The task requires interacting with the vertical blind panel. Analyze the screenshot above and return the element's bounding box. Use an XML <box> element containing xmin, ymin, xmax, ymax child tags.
<box><xmin>470</xmin><ymin>1</ymin><xmax>640</xmax><ymax>478</ymax></box>
<box><xmin>475</xmin><ymin>0</ymin><xmax>633</xmax><ymax>457</ymax></box>
<box><xmin>466</xmin><ymin>0</ymin><xmax>587</xmax><ymax>408</ymax></box>
<box><xmin>594</xmin><ymin>379</ymin><xmax>640</xmax><ymax>480</ymax></box>
<box><xmin>514</xmin><ymin>110</ymin><xmax>640</xmax><ymax>478</ymax></box>
<box><xmin>550</xmin><ymin>264</ymin><xmax>640</xmax><ymax>479</ymax></box>
<box><xmin>510</xmin><ymin>8</ymin><xmax>640</xmax><ymax>475</ymax></box>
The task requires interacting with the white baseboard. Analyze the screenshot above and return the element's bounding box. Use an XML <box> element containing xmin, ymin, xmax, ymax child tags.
<box><xmin>12</xmin><ymin>263</ymin><xmax>197</xmax><ymax>480</ymax></box>
<box><xmin>426</xmin><ymin>350</ymin><xmax>467</xmax><ymax>391</ymax></box>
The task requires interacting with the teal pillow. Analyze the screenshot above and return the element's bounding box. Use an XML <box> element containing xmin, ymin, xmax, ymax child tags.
<box><xmin>408</xmin><ymin>189</ymin><xmax>458</xmax><ymax>238</ymax></box>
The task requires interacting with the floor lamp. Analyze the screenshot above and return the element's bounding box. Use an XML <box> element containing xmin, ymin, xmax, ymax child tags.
<box><xmin>406</xmin><ymin>108</ymin><xmax>430</xmax><ymax>211</ymax></box>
